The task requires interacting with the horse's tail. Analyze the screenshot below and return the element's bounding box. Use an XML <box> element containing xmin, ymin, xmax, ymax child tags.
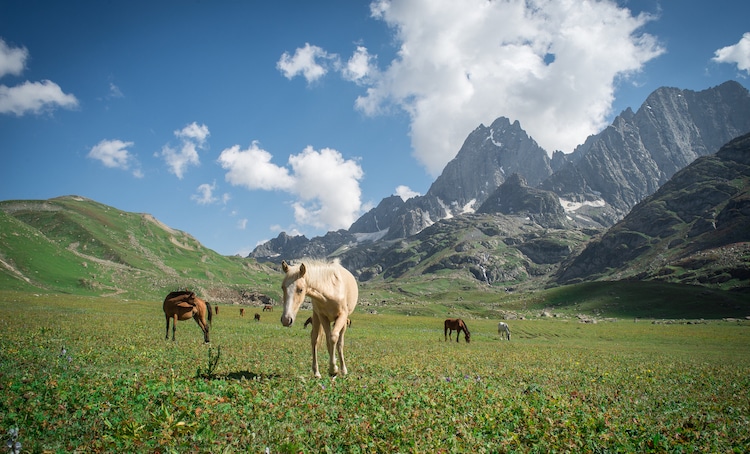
<box><xmin>206</xmin><ymin>302</ymin><xmax>213</xmax><ymax>325</ymax></box>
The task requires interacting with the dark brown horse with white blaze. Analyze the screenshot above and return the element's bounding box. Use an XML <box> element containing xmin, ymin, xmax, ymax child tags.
<box><xmin>444</xmin><ymin>318</ymin><xmax>470</xmax><ymax>343</ymax></box>
<box><xmin>163</xmin><ymin>291</ymin><xmax>212</xmax><ymax>343</ymax></box>
<box><xmin>281</xmin><ymin>260</ymin><xmax>358</xmax><ymax>378</ymax></box>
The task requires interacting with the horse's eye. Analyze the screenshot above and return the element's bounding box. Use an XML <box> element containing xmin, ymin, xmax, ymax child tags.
<box><xmin>297</xmin><ymin>288</ymin><xmax>303</xmax><ymax>294</ymax></box>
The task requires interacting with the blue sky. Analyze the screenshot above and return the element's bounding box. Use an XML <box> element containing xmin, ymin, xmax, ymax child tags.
<box><xmin>1</xmin><ymin>0</ymin><xmax>749</xmax><ymax>256</ymax></box>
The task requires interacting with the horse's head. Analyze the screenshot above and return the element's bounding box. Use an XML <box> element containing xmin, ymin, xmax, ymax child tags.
<box><xmin>465</xmin><ymin>331</ymin><xmax>471</xmax><ymax>343</ymax></box>
<box><xmin>280</xmin><ymin>260</ymin><xmax>307</xmax><ymax>327</ymax></box>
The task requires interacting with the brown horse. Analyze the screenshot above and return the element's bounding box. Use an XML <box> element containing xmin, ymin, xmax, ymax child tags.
<box><xmin>444</xmin><ymin>318</ymin><xmax>470</xmax><ymax>343</ymax></box>
<box><xmin>262</xmin><ymin>305</ymin><xmax>273</xmax><ymax>312</ymax></box>
<box><xmin>281</xmin><ymin>259</ymin><xmax>358</xmax><ymax>378</ymax></box>
<box><xmin>163</xmin><ymin>291</ymin><xmax>212</xmax><ymax>343</ymax></box>
<box><xmin>240</xmin><ymin>308</ymin><xmax>245</xmax><ymax>317</ymax></box>
<box><xmin>254</xmin><ymin>313</ymin><xmax>260</xmax><ymax>322</ymax></box>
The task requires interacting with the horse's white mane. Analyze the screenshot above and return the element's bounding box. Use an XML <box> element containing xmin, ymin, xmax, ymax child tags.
<box><xmin>295</xmin><ymin>258</ymin><xmax>344</xmax><ymax>285</ymax></box>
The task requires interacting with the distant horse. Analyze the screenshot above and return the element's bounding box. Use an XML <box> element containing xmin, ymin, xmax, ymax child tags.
<box><xmin>262</xmin><ymin>305</ymin><xmax>273</xmax><ymax>312</ymax></box>
<box><xmin>444</xmin><ymin>318</ymin><xmax>470</xmax><ymax>343</ymax></box>
<box><xmin>281</xmin><ymin>259</ymin><xmax>358</xmax><ymax>378</ymax></box>
<box><xmin>498</xmin><ymin>322</ymin><xmax>511</xmax><ymax>341</ymax></box>
<box><xmin>215</xmin><ymin>305</ymin><xmax>219</xmax><ymax>315</ymax></box>
<box><xmin>240</xmin><ymin>308</ymin><xmax>245</xmax><ymax>317</ymax></box>
<box><xmin>254</xmin><ymin>313</ymin><xmax>260</xmax><ymax>322</ymax></box>
<box><xmin>163</xmin><ymin>291</ymin><xmax>212</xmax><ymax>343</ymax></box>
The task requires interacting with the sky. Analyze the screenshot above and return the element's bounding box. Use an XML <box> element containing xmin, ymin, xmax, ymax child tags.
<box><xmin>1</xmin><ymin>0</ymin><xmax>749</xmax><ymax>256</ymax></box>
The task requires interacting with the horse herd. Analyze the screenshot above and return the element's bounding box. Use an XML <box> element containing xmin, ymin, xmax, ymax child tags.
<box><xmin>163</xmin><ymin>260</ymin><xmax>511</xmax><ymax>378</ymax></box>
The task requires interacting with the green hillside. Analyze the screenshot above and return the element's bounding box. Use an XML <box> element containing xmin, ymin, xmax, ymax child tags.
<box><xmin>0</xmin><ymin>196</ymin><xmax>279</xmax><ymax>301</ymax></box>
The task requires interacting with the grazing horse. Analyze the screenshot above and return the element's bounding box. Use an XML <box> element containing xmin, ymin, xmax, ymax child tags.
<box><xmin>262</xmin><ymin>305</ymin><xmax>273</xmax><ymax>312</ymax></box>
<box><xmin>281</xmin><ymin>259</ymin><xmax>358</xmax><ymax>378</ymax></box>
<box><xmin>444</xmin><ymin>318</ymin><xmax>470</xmax><ymax>343</ymax></box>
<box><xmin>254</xmin><ymin>313</ymin><xmax>260</xmax><ymax>322</ymax></box>
<box><xmin>215</xmin><ymin>305</ymin><xmax>219</xmax><ymax>315</ymax></box>
<box><xmin>498</xmin><ymin>322</ymin><xmax>511</xmax><ymax>341</ymax></box>
<box><xmin>163</xmin><ymin>291</ymin><xmax>212</xmax><ymax>343</ymax></box>
<box><xmin>240</xmin><ymin>308</ymin><xmax>245</xmax><ymax>317</ymax></box>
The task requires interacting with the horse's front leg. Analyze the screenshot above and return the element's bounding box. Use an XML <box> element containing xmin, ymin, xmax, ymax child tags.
<box><xmin>319</xmin><ymin>315</ymin><xmax>340</xmax><ymax>376</ymax></box>
<box><xmin>310</xmin><ymin>314</ymin><xmax>323</xmax><ymax>378</ymax></box>
<box><xmin>331</xmin><ymin>315</ymin><xmax>349</xmax><ymax>376</ymax></box>
<box><xmin>456</xmin><ymin>329</ymin><xmax>460</xmax><ymax>343</ymax></box>
<box><xmin>195</xmin><ymin>314</ymin><xmax>210</xmax><ymax>344</ymax></box>
<box><xmin>172</xmin><ymin>314</ymin><xmax>178</xmax><ymax>341</ymax></box>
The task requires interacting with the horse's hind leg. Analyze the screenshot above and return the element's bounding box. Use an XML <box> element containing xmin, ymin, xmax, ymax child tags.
<box><xmin>165</xmin><ymin>316</ymin><xmax>170</xmax><ymax>340</ymax></box>
<box><xmin>171</xmin><ymin>314</ymin><xmax>177</xmax><ymax>341</ymax></box>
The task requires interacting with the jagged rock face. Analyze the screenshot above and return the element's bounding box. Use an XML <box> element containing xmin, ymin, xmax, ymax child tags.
<box><xmin>557</xmin><ymin>132</ymin><xmax>750</xmax><ymax>285</ymax></box>
<box><xmin>249</xmin><ymin>229</ymin><xmax>357</xmax><ymax>261</ymax></box>
<box><xmin>541</xmin><ymin>81</ymin><xmax>750</xmax><ymax>224</ymax></box>
<box><xmin>428</xmin><ymin>117</ymin><xmax>553</xmax><ymax>212</ymax></box>
<box><xmin>349</xmin><ymin>195</ymin><xmax>404</xmax><ymax>234</ymax></box>
<box><xmin>477</xmin><ymin>173</ymin><xmax>568</xmax><ymax>229</ymax></box>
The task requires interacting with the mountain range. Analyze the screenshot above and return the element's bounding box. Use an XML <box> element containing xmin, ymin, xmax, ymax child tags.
<box><xmin>251</xmin><ymin>81</ymin><xmax>750</xmax><ymax>292</ymax></box>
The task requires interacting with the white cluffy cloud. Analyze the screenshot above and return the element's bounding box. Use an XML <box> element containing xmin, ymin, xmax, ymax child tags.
<box><xmin>159</xmin><ymin>122</ymin><xmax>210</xmax><ymax>179</ymax></box>
<box><xmin>395</xmin><ymin>185</ymin><xmax>420</xmax><ymax>201</ymax></box>
<box><xmin>0</xmin><ymin>38</ymin><xmax>78</xmax><ymax>116</ymax></box>
<box><xmin>713</xmin><ymin>32</ymin><xmax>750</xmax><ymax>75</ymax></box>
<box><xmin>88</xmin><ymin>139</ymin><xmax>143</xmax><ymax>178</ymax></box>
<box><xmin>218</xmin><ymin>142</ymin><xmax>364</xmax><ymax>231</ymax></box>
<box><xmin>280</xmin><ymin>0</ymin><xmax>664</xmax><ymax>175</ymax></box>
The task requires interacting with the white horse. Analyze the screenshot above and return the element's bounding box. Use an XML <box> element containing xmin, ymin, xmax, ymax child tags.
<box><xmin>498</xmin><ymin>322</ymin><xmax>511</xmax><ymax>341</ymax></box>
<box><xmin>280</xmin><ymin>259</ymin><xmax>358</xmax><ymax>378</ymax></box>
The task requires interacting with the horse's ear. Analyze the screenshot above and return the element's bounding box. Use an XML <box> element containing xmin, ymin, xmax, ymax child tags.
<box><xmin>282</xmin><ymin>260</ymin><xmax>289</xmax><ymax>272</ymax></box>
<box><xmin>299</xmin><ymin>263</ymin><xmax>306</xmax><ymax>277</ymax></box>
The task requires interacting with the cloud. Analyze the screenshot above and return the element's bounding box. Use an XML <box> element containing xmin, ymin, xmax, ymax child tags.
<box><xmin>87</xmin><ymin>139</ymin><xmax>142</xmax><ymax>177</ymax></box>
<box><xmin>281</xmin><ymin>0</ymin><xmax>664</xmax><ymax>175</ymax></box>
<box><xmin>277</xmin><ymin>43</ymin><xmax>336</xmax><ymax>83</ymax></box>
<box><xmin>342</xmin><ymin>46</ymin><xmax>376</xmax><ymax>84</ymax></box>
<box><xmin>217</xmin><ymin>141</ymin><xmax>295</xmax><ymax>190</ymax></box>
<box><xmin>0</xmin><ymin>39</ymin><xmax>27</xmax><ymax>78</ymax></box>
<box><xmin>713</xmin><ymin>32</ymin><xmax>750</xmax><ymax>75</ymax></box>
<box><xmin>237</xmin><ymin>218</ymin><xmax>248</xmax><ymax>230</ymax></box>
<box><xmin>0</xmin><ymin>38</ymin><xmax>79</xmax><ymax>116</ymax></box>
<box><xmin>192</xmin><ymin>182</ymin><xmax>218</xmax><ymax>205</ymax></box>
<box><xmin>159</xmin><ymin>122</ymin><xmax>209</xmax><ymax>179</ymax></box>
<box><xmin>218</xmin><ymin>143</ymin><xmax>364</xmax><ymax>231</ymax></box>
<box><xmin>395</xmin><ymin>185</ymin><xmax>420</xmax><ymax>201</ymax></box>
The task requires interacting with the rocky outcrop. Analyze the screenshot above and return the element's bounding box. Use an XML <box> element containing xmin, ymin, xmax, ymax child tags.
<box><xmin>557</xmin><ymin>132</ymin><xmax>750</xmax><ymax>286</ymax></box>
<box><xmin>477</xmin><ymin>173</ymin><xmax>568</xmax><ymax>228</ymax></box>
<box><xmin>541</xmin><ymin>81</ymin><xmax>750</xmax><ymax>225</ymax></box>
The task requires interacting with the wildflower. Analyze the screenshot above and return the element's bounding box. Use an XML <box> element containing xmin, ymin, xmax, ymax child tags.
<box><xmin>5</xmin><ymin>427</ymin><xmax>21</xmax><ymax>454</ymax></box>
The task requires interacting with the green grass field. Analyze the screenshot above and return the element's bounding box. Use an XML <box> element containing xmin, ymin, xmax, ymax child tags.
<box><xmin>1</xmin><ymin>290</ymin><xmax>749</xmax><ymax>453</ymax></box>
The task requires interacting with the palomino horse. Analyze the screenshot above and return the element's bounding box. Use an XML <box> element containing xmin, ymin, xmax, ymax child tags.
<box><xmin>281</xmin><ymin>260</ymin><xmax>358</xmax><ymax>378</ymax></box>
<box><xmin>444</xmin><ymin>318</ymin><xmax>471</xmax><ymax>343</ymax></box>
<box><xmin>163</xmin><ymin>291</ymin><xmax>212</xmax><ymax>343</ymax></box>
<box><xmin>498</xmin><ymin>322</ymin><xmax>511</xmax><ymax>340</ymax></box>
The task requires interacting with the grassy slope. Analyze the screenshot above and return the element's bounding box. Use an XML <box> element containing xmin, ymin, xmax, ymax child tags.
<box><xmin>0</xmin><ymin>197</ymin><xmax>279</xmax><ymax>301</ymax></box>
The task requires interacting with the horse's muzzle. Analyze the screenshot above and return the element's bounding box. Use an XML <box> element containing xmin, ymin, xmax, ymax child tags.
<box><xmin>281</xmin><ymin>315</ymin><xmax>294</xmax><ymax>327</ymax></box>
